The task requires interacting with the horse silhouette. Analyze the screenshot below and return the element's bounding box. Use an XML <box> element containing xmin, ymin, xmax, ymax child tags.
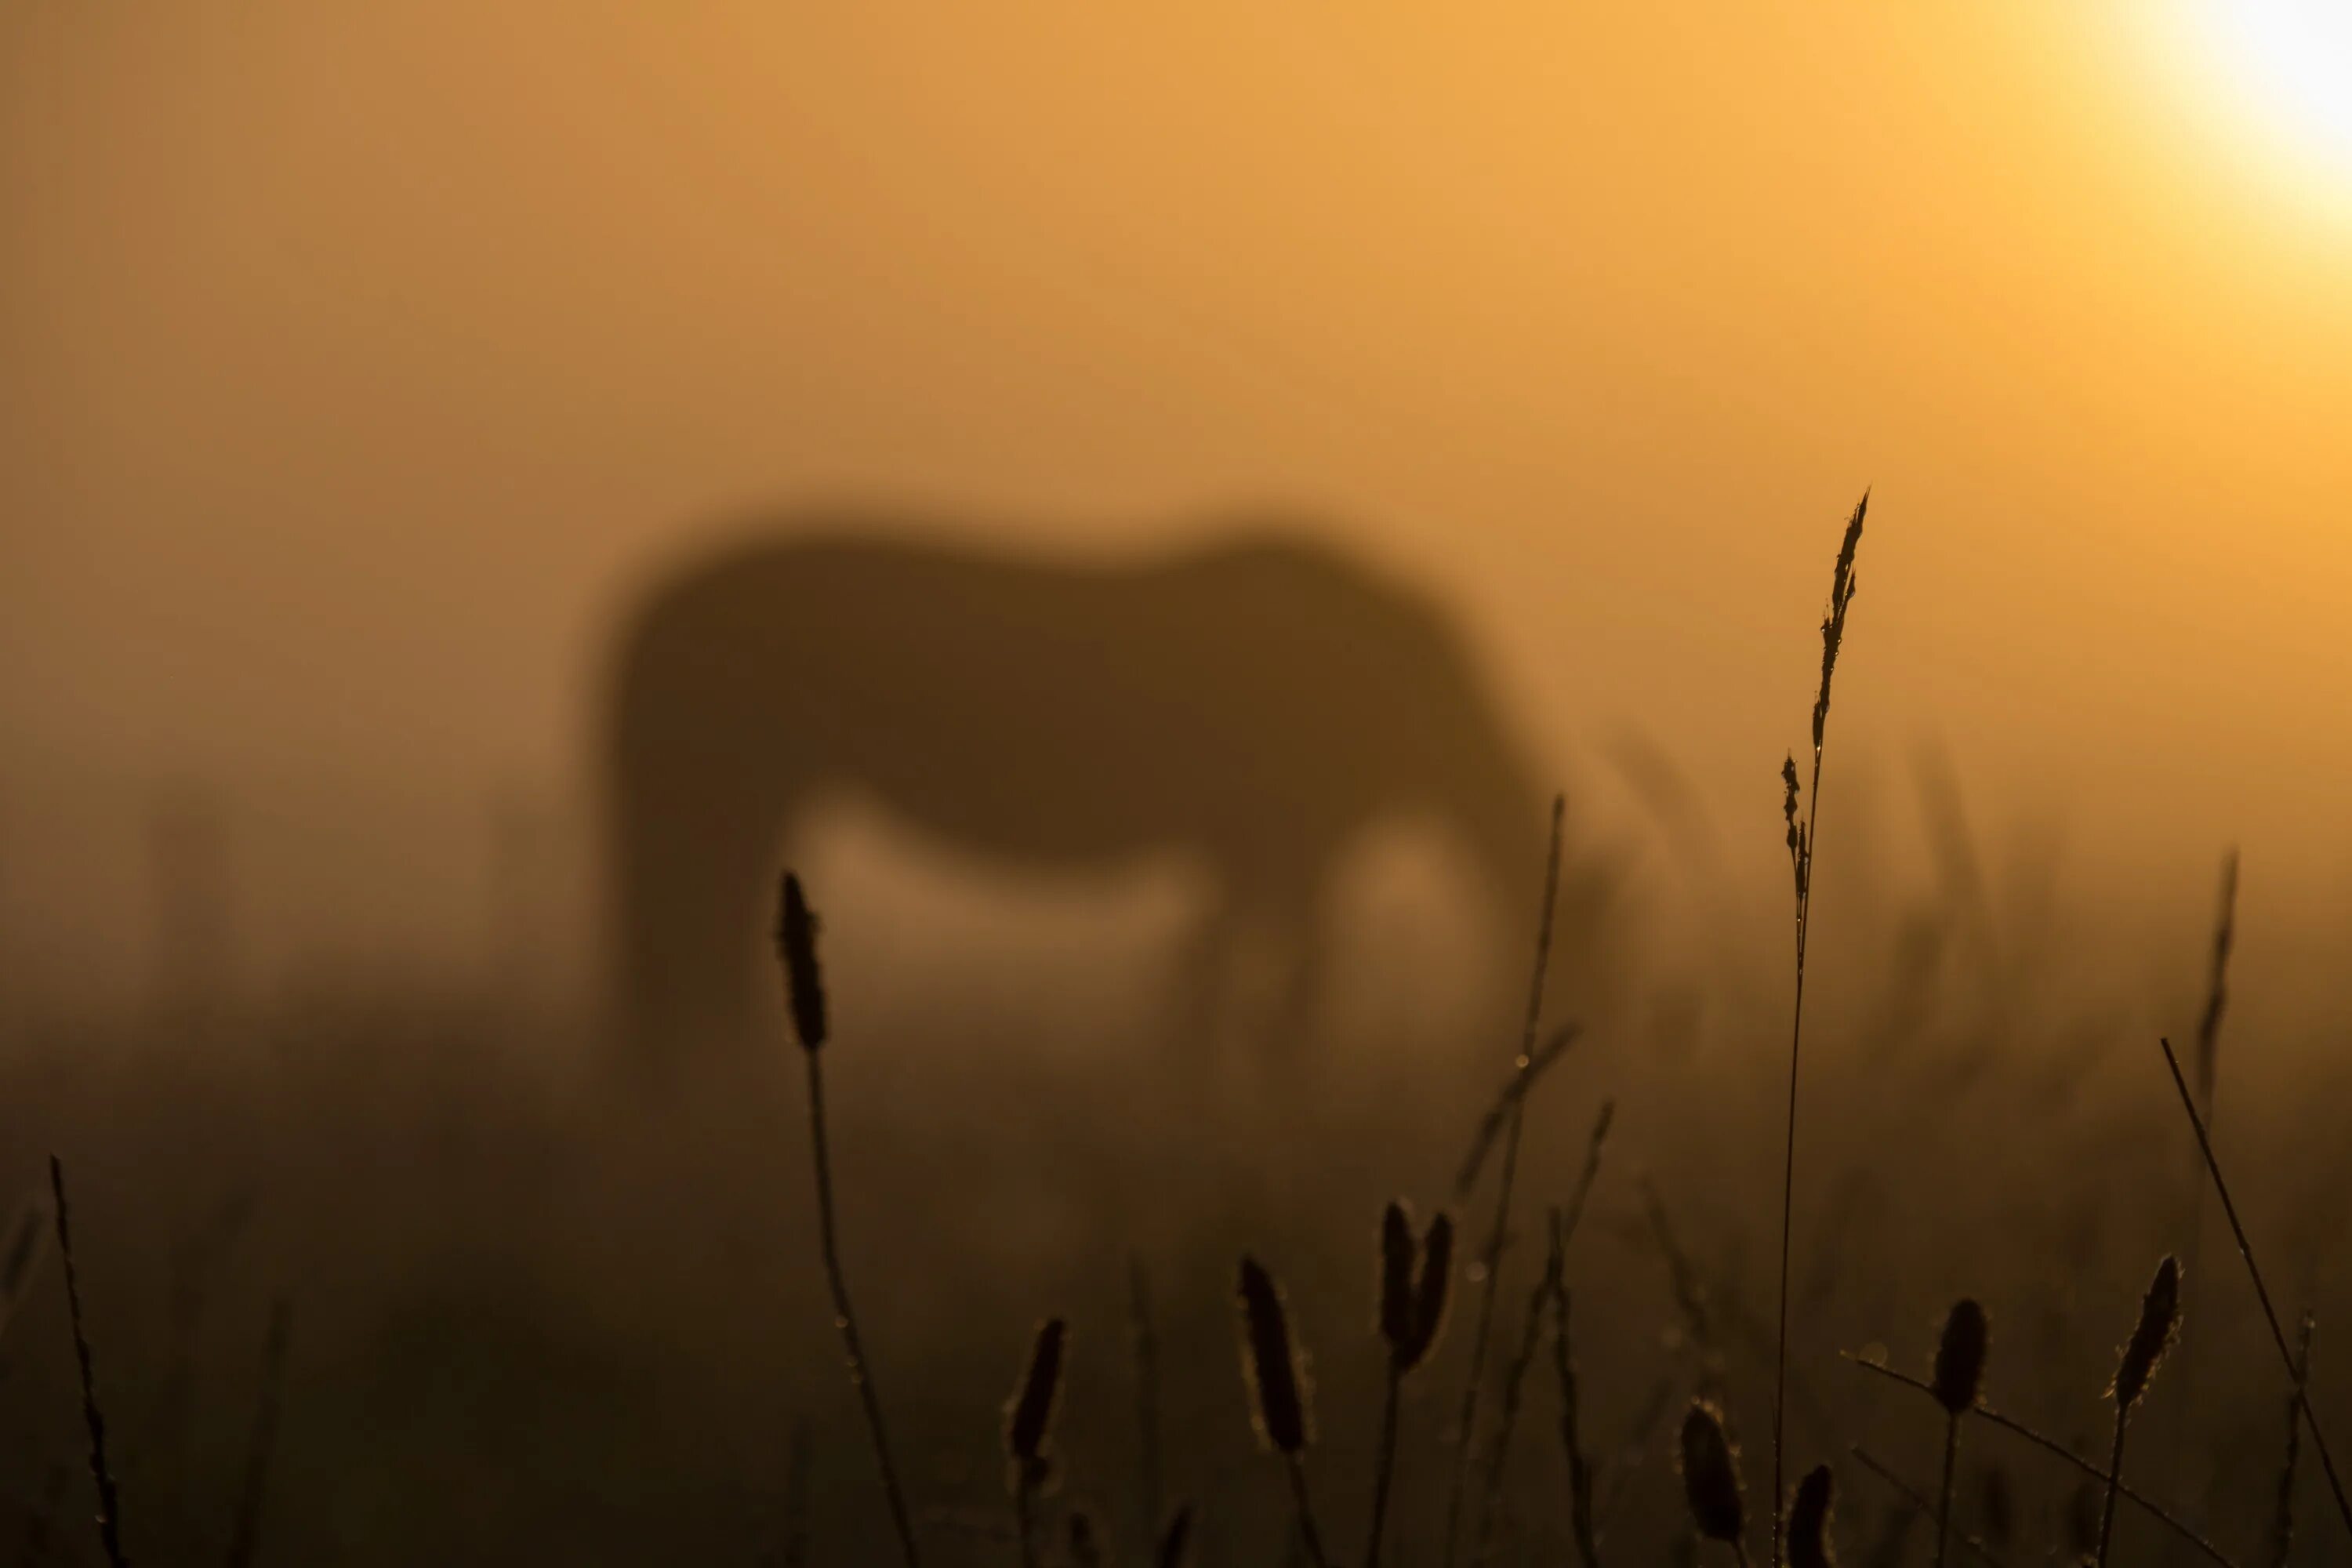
<box><xmin>599</xmin><ymin>518</ymin><xmax>1556</xmax><ymax>1078</ymax></box>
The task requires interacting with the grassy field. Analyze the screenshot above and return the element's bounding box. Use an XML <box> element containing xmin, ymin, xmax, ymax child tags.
<box><xmin>4</xmin><ymin>511</ymin><xmax>2350</xmax><ymax>1566</ymax></box>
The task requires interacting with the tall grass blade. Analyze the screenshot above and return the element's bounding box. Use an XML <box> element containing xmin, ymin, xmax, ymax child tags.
<box><xmin>1442</xmin><ymin>794</ymin><xmax>1567</xmax><ymax>1568</ymax></box>
<box><xmin>2158</xmin><ymin>1033</ymin><xmax>2352</xmax><ymax>1541</ymax></box>
<box><xmin>1774</xmin><ymin>492</ymin><xmax>1867</xmax><ymax>1568</ymax></box>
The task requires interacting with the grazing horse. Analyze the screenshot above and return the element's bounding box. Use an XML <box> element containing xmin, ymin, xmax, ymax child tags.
<box><xmin>598</xmin><ymin>518</ymin><xmax>1555</xmax><ymax>1078</ymax></box>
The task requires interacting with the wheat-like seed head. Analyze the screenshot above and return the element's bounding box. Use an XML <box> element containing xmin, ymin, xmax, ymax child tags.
<box><xmin>1679</xmin><ymin>1398</ymin><xmax>1745</xmax><ymax>1544</ymax></box>
<box><xmin>1004</xmin><ymin>1317</ymin><xmax>1068</xmax><ymax>1486</ymax></box>
<box><xmin>1399</xmin><ymin>1211</ymin><xmax>1454</xmax><ymax>1374</ymax></box>
<box><xmin>1065</xmin><ymin>1509</ymin><xmax>1104</xmax><ymax>1568</ymax></box>
<box><xmin>1378</xmin><ymin>1203</ymin><xmax>1415</xmax><ymax>1352</ymax></box>
<box><xmin>1933</xmin><ymin>1299</ymin><xmax>1989</xmax><ymax>1417</ymax></box>
<box><xmin>1237</xmin><ymin>1256</ymin><xmax>1312</xmax><ymax>1455</ymax></box>
<box><xmin>2111</xmin><ymin>1255</ymin><xmax>2183</xmax><ymax>1414</ymax></box>
<box><xmin>1811</xmin><ymin>492</ymin><xmax>1868</xmax><ymax>752</ymax></box>
<box><xmin>1788</xmin><ymin>1463</ymin><xmax>1835</xmax><ymax>1568</ymax></box>
<box><xmin>774</xmin><ymin>872</ymin><xmax>828</xmax><ymax>1051</ymax></box>
<box><xmin>1153</xmin><ymin>1504</ymin><xmax>1193</xmax><ymax>1568</ymax></box>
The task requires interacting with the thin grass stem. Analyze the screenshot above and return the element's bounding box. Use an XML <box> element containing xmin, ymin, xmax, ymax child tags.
<box><xmin>2158</xmin><ymin>1034</ymin><xmax>2352</xmax><ymax>1541</ymax></box>
<box><xmin>49</xmin><ymin>1156</ymin><xmax>128</xmax><ymax>1568</ymax></box>
<box><xmin>1440</xmin><ymin>794</ymin><xmax>1566</xmax><ymax>1568</ymax></box>
<box><xmin>803</xmin><ymin>1051</ymin><xmax>922</xmax><ymax>1568</ymax></box>
<box><xmin>1844</xmin><ymin>1355</ymin><xmax>2235</xmax><ymax>1567</ymax></box>
<box><xmin>1364</xmin><ymin>1367</ymin><xmax>1403</xmax><ymax>1568</ymax></box>
<box><xmin>1773</xmin><ymin>492</ymin><xmax>1867</xmax><ymax>1568</ymax></box>
<box><xmin>1287</xmin><ymin>1454</ymin><xmax>1332</xmax><ymax>1568</ymax></box>
<box><xmin>1848</xmin><ymin>1447</ymin><xmax>2005</xmax><ymax>1568</ymax></box>
<box><xmin>1935</xmin><ymin>1414</ymin><xmax>1960</xmax><ymax>1568</ymax></box>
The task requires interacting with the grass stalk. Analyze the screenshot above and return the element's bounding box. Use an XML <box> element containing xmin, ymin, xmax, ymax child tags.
<box><xmin>778</xmin><ymin>873</ymin><xmax>922</xmax><ymax>1568</ymax></box>
<box><xmin>2158</xmin><ymin>1034</ymin><xmax>2352</xmax><ymax>1541</ymax></box>
<box><xmin>1847</xmin><ymin>1449</ymin><xmax>2003</xmax><ymax>1568</ymax></box>
<box><xmin>1366</xmin><ymin>1365</ymin><xmax>1403</xmax><ymax>1568</ymax></box>
<box><xmin>1846</xmin><ymin>1354</ymin><xmax>2235</xmax><ymax>1567</ymax></box>
<box><xmin>1549</xmin><ymin>1238</ymin><xmax>1602</xmax><ymax>1568</ymax></box>
<box><xmin>1287</xmin><ymin>1456</ymin><xmax>1333</xmax><ymax>1568</ymax></box>
<box><xmin>1154</xmin><ymin>1504</ymin><xmax>1194</xmax><ymax>1568</ymax></box>
<box><xmin>2270</xmin><ymin>1314</ymin><xmax>2314</xmax><ymax>1568</ymax></box>
<box><xmin>1936</xmin><ymin>1417</ymin><xmax>1962</xmax><ymax>1568</ymax></box>
<box><xmin>1679</xmin><ymin>1399</ymin><xmax>1751</xmax><ymax>1567</ymax></box>
<box><xmin>49</xmin><ymin>1156</ymin><xmax>129</xmax><ymax>1568</ymax></box>
<box><xmin>1471</xmin><ymin>1207</ymin><xmax>1566</xmax><ymax>1561</ymax></box>
<box><xmin>1370</xmin><ymin>1203</ymin><xmax>1452</xmax><ymax>1568</ymax></box>
<box><xmin>2166</xmin><ymin>852</ymin><xmax>2238</xmax><ymax>1538</ymax></box>
<box><xmin>2098</xmin><ymin>1260</ymin><xmax>2183</xmax><ymax>1561</ymax></box>
<box><xmin>1440</xmin><ymin>793</ymin><xmax>1566</xmax><ymax>1568</ymax></box>
<box><xmin>2099</xmin><ymin>1254</ymin><xmax>2176</xmax><ymax>1568</ymax></box>
<box><xmin>1931</xmin><ymin>1299</ymin><xmax>1987</xmax><ymax>1568</ymax></box>
<box><xmin>1005</xmin><ymin>1317</ymin><xmax>1068</xmax><ymax>1568</ymax></box>
<box><xmin>1239</xmin><ymin>1254</ymin><xmax>1327</xmax><ymax>1568</ymax></box>
<box><xmin>1468</xmin><ymin>1105</ymin><xmax>1604</xmax><ymax>1568</ymax></box>
<box><xmin>1773</xmin><ymin>492</ymin><xmax>1867</xmax><ymax>1568</ymax></box>
<box><xmin>2094</xmin><ymin>1411</ymin><xmax>2132</xmax><ymax>1568</ymax></box>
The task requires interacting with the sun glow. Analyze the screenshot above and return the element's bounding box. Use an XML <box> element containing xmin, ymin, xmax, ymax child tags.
<box><xmin>2190</xmin><ymin>0</ymin><xmax>2352</xmax><ymax>179</ymax></box>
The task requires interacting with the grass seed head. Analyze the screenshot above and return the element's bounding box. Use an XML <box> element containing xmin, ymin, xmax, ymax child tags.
<box><xmin>1788</xmin><ymin>1463</ymin><xmax>1836</xmax><ymax>1568</ymax></box>
<box><xmin>774</xmin><ymin>872</ymin><xmax>828</xmax><ymax>1051</ymax></box>
<box><xmin>1378</xmin><ymin>1202</ymin><xmax>1415</xmax><ymax>1352</ymax></box>
<box><xmin>1812</xmin><ymin>491</ymin><xmax>1868</xmax><ymax>751</ymax></box>
<box><xmin>1679</xmin><ymin>1398</ymin><xmax>1745</xmax><ymax>1544</ymax></box>
<box><xmin>1004</xmin><ymin>1316</ymin><xmax>1068</xmax><ymax>1484</ymax></box>
<box><xmin>1237</xmin><ymin>1255</ymin><xmax>1312</xmax><ymax>1455</ymax></box>
<box><xmin>1398</xmin><ymin>1210</ymin><xmax>1454</xmax><ymax>1372</ymax></box>
<box><xmin>1933</xmin><ymin>1298</ymin><xmax>1989</xmax><ymax>1416</ymax></box>
<box><xmin>1066</xmin><ymin>1508</ymin><xmax>1104</xmax><ymax>1568</ymax></box>
<box><xmin>1154</xmin><ymin>1504</ymin><xmax>1194</xmax><ymax>1568</ymax></box>
<box><xmin>2111</xmin><ymin>1255</ymin><xmax>2182</xmax><ymax>1414</ymax></box>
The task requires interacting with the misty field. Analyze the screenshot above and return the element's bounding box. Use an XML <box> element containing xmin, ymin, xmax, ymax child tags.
<box><xmin>4</xmin><ymin>515</ymin><xmax>2352</xmax><ymax>1568</ymax></box>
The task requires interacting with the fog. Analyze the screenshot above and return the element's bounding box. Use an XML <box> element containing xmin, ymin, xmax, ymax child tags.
<box><xmin>4</xmin><ymin>2</ymin><xmax>2349</xmax><ymax>1012</ymax></box>
<box><xmin>6</xmin><ymin>9</ymin><xmax>2352</xmax><ymax>1563</ymax></box>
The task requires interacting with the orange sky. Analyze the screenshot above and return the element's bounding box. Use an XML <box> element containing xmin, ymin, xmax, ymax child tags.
<box><xmin>2</xmin><ymin>2</ymin><xmax>2349</xmax><ymax>991</ymax></box>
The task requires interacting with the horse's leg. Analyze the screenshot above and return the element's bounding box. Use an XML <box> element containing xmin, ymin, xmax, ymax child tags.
<box><xmin>1221</xmin><ymin>840</ymin><xmax>1335</xmax><ymax>1098</ymax></box>
<box><xmin>611</xmin><ymin>755</ymin><xmax>789</xmax><ymax>1083</ymax></box>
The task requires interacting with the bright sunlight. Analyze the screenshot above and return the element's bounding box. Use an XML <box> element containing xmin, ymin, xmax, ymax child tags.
<box><xmin>2190</xmin><ymin>0</ymin><xmax>2352</xmax><ymax>179</ymax></box>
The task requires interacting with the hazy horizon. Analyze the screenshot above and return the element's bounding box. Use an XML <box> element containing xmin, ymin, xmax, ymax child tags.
<box><xmin>5</xmin><ymin>2</ymin><xmax>2350</xmax><ymax>1007</ymax></box>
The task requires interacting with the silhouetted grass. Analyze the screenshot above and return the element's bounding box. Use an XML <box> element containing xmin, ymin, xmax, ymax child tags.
<box><xmin>1238</xmin><ymin>1254</ymin><xmax>1330</xmax><ymax>1568</ymax></box>
<box><xmin>2269</xmin><ymin>1314</ymin><xmax>2313</xmax><ymax>1568</ymax></box>
<box><xmin>50</xmin><ymin>1154</ymin><xmax>129</xmax><ymax>1568</ymax></box>
<box><xmin>1367</xmin><ymin>1200</ymin><xmax>1450</xmax><ymax>1567</ymax></box>
<box><xmin>15</xmin><ymin>488</ymin><xmax>2352</xmax><ymax>1568</ymax></box>
<box><xmin>1681</xmin><ymin>1398</ymin><xmax>1751</xmax><ymax>1566</ymax></box>
<box><xmin>1931</xmin><ymin>1298</ymin><xmax>1987</xmax><ymax>1568</ymax></box>
<box><xmin>1547</xmin><ymin>1210</ymin><xmax>1602</xmax><ymax>1568</ymax></box>
<box><xmin>1849</xmin><ymin>1447</ymin><xmax>2000</xmax><ymax>1567</ymax></box>
<box><xmin>2158</xmin><ymin>1032</ymin><xmax>2352</xmax><ymax>1541</ymax></box>
<box><xmin>1004</xmin><ymin>1316</ymin><xmax>1068</xmax><ymax>1568</ymax></box>
<box><xmin>1775</xmin><ymin>491</ymin><xmax>1867</xmax><ymax>1568</ymax></box>
<box><xmin>1846</xmin><ymin>1351</ymin><xmax>2234</xmax><ymax>1567</ymax></box>
<box><xmin>1786</xmin><ymin>1464</ymin><xmax>1835</xmax><ymax>1568</ymax></box>
<box><xmin>1443</xmin><ymin>792</ymin><xmax>1568</xmax><ymax>1568</ymax></box>
<box><xmin>775</xmin><ymin>872</ymin><xmax>921</xmax><ymax>1568</ymax></box>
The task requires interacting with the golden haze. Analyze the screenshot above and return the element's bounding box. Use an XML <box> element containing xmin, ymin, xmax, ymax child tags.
<box><xmin>1</xmin><ymin>0</ymin><xmax>2347</xmax><ymax>996</ymax></box>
